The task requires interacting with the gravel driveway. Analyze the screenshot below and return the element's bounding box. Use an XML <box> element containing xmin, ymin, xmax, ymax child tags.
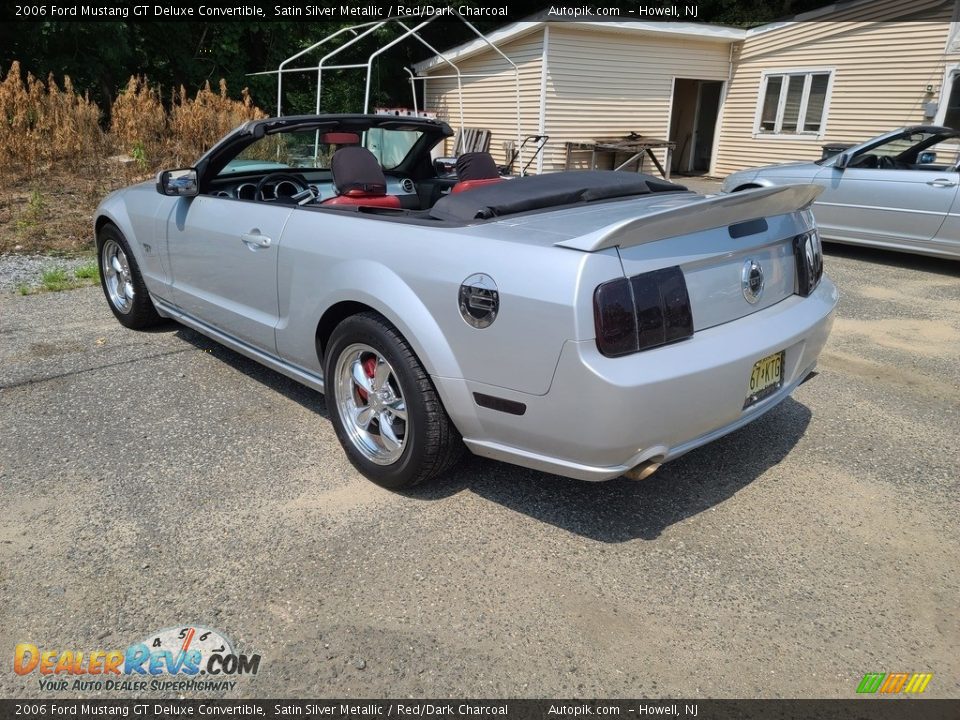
<box><xmin>0</xmin><ymin>253</ymin><xmax>95</xmax><ymax>293</ymax></box>
<box><xmin>0</xmin><ymin>245</ymin><xmax>957</xmax><ymax>699</ymax></box>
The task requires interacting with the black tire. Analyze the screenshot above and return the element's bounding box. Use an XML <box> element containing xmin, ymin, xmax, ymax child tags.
<box><xmin>96</xmin><ymin>223</ymin><xmax>162</xmax><ymax>329</ymax></box>
<box><xmin>324</xmin><ymin>312</ymin><xmax>463</xmax><ymax>489</ymax></box>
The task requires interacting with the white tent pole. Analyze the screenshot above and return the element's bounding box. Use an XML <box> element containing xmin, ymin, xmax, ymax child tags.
<box><xmin>404</xmin><ymin>68</ymin><xmax>418</xmax><ymax>113</ymax></box>
<box><xmin>274</xmin><ymin>23</ymin><xmax>375</xmax><ymax>116</ymax></box>
<box><xmin>315</xmin><ymin>21</ymin><xmax>387</xmax><ymax>114</ymax></box>
<box><xmin>362</xmin><ymin>20</ymin><xmax>433</xmax><ymax>114</ymax></box>
<box><xmin>265</xmin><ymin>13</ymin><xmax>521</xmax><ymax>168</ymax></box>
<box><xmin>396</xmin><ymin>21</ymin><xmax>465</xmax><ymax>150</ymax></box>
<box><xmin>451</xmin><ymin>10</ymin><xmax>521</xmax><ymax>170</ymax></box>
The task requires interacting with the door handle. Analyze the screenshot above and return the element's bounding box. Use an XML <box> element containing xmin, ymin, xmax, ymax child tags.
<box><xmin>240</xmin><ymin>231</ymin><xmax>272</xmax><ymax>248</ymax></box>
<box><xmin>926</xmin><ymin>179</ymin><xmax>957</xmax><ymax>188</ymax></box>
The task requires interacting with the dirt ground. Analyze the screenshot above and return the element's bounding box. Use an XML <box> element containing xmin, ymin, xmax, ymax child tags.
<box><xmin>0</xmin><ymin>163</ymin><xmax>151</xmax><ymax>256</ymax></box>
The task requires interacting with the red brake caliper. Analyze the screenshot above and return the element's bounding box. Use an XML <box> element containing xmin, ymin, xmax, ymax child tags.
<box><xmin>356</xmin><ymin>356</ymin><xmax>378</xmax><ymax>402</ymax></box>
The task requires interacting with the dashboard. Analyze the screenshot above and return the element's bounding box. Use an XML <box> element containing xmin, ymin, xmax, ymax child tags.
<box><xmin>208</xmin><ymin>171</ymin><xmax>419</xmax><ymax>204</ymax></box>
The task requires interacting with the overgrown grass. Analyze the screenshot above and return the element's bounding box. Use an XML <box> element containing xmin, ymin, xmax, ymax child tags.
<box><xmin>40</xmin><ymin>267</ymin><xmax>71</xmax><ymax>291</ymax></box>
<box><xmin>73</xmin><ymin>261</ymin><xmax>99</xmax><ymax>279</ymax></box>
<box><xmin>17</xmin><ymin>260</ymin><xmax>100</xmax><ymax>295</ymax></box>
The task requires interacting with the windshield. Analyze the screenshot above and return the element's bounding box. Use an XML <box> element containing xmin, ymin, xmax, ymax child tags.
<box><xmin>870</xmin><ymin>132</ymin><xmax>940</xmax><ymax>157</ymax></box>
<box><xmin>218</xmin><ymin>127</ymin><xmax>424</xmax><ymax>177</ymax></box>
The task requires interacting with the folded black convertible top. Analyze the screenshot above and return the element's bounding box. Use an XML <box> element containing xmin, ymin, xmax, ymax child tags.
<box><xmin>429</xmin><ymin>171</ymin><xmax>687</xmax><ymax>222</ymax></box>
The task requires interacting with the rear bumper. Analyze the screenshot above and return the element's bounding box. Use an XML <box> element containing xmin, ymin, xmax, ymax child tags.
<box><xmin>438</xmin><ymin>276</ymin><xmax>838</xmax><ymax>481</ymax></box>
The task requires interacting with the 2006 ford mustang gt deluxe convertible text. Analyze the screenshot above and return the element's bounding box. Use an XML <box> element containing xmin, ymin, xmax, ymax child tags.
<box><xmin>94</xmin><ymin>114</ymin><xmax>837</xmax><ymax>488</ymax></box>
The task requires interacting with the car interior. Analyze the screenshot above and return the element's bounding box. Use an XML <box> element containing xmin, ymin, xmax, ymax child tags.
<box><xmin>196</xmin><ymin>120</ymin><xmax>689</xmax><ymax>225</ymax></box>
<box><xmin>844</xmin><ymin>129</ymin><xmax>960</xmax><ymax>171</ymax></box>
<box><xmin>203</xmin><ymin>124</ymin><xmax>467</xmax><ymax>212</ymax></box>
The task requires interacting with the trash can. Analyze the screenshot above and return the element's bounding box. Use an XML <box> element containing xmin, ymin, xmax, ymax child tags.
<box><xmin>821</xmin><ymin>143</ymin><xmax>853</xmax><ymax>160</ymax></box>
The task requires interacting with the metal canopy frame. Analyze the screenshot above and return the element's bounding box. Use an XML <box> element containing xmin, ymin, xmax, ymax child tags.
<box><xmin>248</xmin><ymin>11</ymin><xmax>525</xmax><ymax>172</ymax></box>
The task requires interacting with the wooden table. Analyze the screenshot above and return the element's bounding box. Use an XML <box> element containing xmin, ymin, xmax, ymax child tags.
<box><xmin>564</xmin><ymin>134</ymin><xmax>676</xmax><ymax>179</ymax></box>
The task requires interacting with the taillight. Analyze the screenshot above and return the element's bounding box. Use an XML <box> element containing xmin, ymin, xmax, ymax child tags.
<box><xmin>593</xmin><ymin>266</ymin><xmax>694</xmax><ymax>357</ymax></box>
<box><xmin>593</xmin><ymin>276</ymin><xmax>637</xmax><ymax>357</ymax></box>
<box><xmin>794</xmin><ymin>229</ymin><xmax>824</xmax><ymax>296</ymax></box>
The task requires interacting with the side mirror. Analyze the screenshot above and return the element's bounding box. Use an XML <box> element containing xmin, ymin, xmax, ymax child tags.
<box><xmin>919</xmin><ymin>151</ymin><xmax>937</xmax><ymax>164</ymax></box>
<box><xmin>157</xmin><ymin>168</ymin><xmax>198</xmax><ymax>197</ymax></box>
<box><xmin>433</xmin><ymin>157</ymin><xmax>457</xmax><ymax>178</ymax></box>
<box><xmin>834</xmin><ymin>153</ymin><xmax>850</xmax><ymax>170</ymax></box>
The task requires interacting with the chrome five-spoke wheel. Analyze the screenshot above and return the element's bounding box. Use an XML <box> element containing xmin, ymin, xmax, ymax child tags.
<box><xmin>101</xmin><ymin>237</ymin><xmax>135</xmax><ymax>314</ymax></box>
<box><xmin>335</xmin><ymin>343</ymin><xmax>409</xmax><ymax>465</ymax></box>
<box><xmin>96</xmin><ymin>223</ymin><xmax>161</xmax><ymax>329</ymax></box>
<box><xmin>325</xmin><ymin>312</ymin><xmax>463</xmax><ymax>488</ymax></box>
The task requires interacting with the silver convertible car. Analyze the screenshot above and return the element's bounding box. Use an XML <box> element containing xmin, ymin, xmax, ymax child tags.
<box><xmin>94</xmin><ymin>114</ymin><xmax>837</xmax><ymax>488</ymax></box>
<box><xmin>722</xmin><ymin>126</ymin><xmax>960</xmax><ymax>260</ymax></box>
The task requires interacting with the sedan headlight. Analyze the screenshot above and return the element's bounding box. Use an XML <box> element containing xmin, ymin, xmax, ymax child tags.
<box><xmin>794</xmin><ymin>229</ymin><xmax>824</xmax><ymax>296</ymax></box>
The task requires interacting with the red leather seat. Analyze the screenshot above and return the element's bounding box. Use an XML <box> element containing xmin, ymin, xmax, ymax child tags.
<box><xmin>452</xmin><ymin>177</ymin><xmax>503</xmax><ymax>194</ymax></box>
<box><xmin>323</xmin><ymin>193</ymin><xmax>401</xmax><ymax>208</ymax></box>
<box><xmin>321</xmin><ymin>146</ymin><xmax>401</xmax><ymax>208</ymax></box>
<box><xmin>452</xmin><ymin>152</ymin><xmax>503</xmax><ymax>194</ymax></box>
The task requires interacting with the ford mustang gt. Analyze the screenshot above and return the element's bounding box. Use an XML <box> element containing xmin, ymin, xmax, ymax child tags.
<box><xmin>94</xmin><ymin>114</ymin><xmax>837</xmax><ymax>488</ymax></box>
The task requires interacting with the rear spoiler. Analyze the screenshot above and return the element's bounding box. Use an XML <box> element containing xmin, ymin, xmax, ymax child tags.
<box><xmin>555</xmin><ymin>184</ymin><xmax>823</xmax><ymax>252</ymax></box>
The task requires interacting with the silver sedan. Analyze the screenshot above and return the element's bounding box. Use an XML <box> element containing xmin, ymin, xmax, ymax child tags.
<box><xmin>722</xmin><ymin>126</ymin><xmax>960</xmax><ymax>259</ymax></box>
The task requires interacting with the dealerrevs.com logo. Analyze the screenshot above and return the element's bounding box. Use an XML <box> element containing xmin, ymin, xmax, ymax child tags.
<box><xmin>14</xmin><ymin>625</ymin><xmax>260</xmax><ymax>693</ymax></box>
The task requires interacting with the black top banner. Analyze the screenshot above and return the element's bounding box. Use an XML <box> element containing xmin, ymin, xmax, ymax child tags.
<box><xmin>2</xmin><ymin>0</ymin><xmax>954</xmax><ymax>23</ymax></box>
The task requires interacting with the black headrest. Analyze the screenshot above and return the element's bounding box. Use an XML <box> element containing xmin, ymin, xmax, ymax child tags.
<box><xmin>456</xmin><ymin>152</ymin><xmax>500</xmax><ymax>181</ymax></box>
<box><xmin>331</xmin><ymin>146</ymin><xmax>387</xmax><ymax>196</ymax></box>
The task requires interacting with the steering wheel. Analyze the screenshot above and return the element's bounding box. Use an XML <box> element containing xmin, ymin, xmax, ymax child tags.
<box><xmin>850</xmin><ymin>154</ymin><xmax>878</xmax><ymax>169</ymax></box>
<box><xmin>877</xmin><ymin>155</ymin><xmax>897</xmax><ymax>170</ymax></box>
<box><xmin>256</xmin><ymin>172</ymin><xmax>306</xmax><ymax>202</ymax></box>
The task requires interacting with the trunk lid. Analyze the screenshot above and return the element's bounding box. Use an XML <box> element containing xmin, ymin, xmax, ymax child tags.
<box><xmin>558</xmin><ymin>184</ymin><xmax>822</xmax><ymax>332</ymax></box>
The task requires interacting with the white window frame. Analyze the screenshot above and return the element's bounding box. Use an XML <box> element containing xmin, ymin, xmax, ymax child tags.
<box><xmin>948</xmin><ymin>2</ymin><xmax>960</xmax><ymax>53</ymax></box>
<box><xmin>935</xmin><ymin>63</ymin><xmax>960</xmax><ymax>127</ymax></box>
<box><xmin>752</xmin><ymin>68</ymin><xmax>835</xmax><ymax>139</ymax></box>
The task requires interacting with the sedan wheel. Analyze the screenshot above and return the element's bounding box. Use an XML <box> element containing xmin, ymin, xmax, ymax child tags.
<box><xmin>325</xmin><ymin>312</ymin><xmax>463</xmax><ymax>489</ymax></box>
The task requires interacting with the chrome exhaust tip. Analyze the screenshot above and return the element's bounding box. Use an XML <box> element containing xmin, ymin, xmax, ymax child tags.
<box><xmin>624</xmin><ymin>459</ymin><xmax>662</xmax><ymax>481</ymax></box>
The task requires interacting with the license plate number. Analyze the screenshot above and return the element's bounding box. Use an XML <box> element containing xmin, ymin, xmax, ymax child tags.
<box><xmin>744</xmin><ymin>350</ymin><xmax>785</xmax><ymax>408</ymax></box>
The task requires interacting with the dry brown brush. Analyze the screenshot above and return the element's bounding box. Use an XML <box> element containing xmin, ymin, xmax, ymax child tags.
<box><xmin>166</xmin><ymin>79</ymin><xmax>266</xmax><ymax>166</ymax></box>
<box><xmin>110</xmin><ymin>75</ymin><xmax>166</xmax><ymax>167</ymax></box>
<box><xmin>0</xmin><ymin>61</ymin><xmax>104</xmax><ymax>175</ymax></box>
<box><xmin>0</xmin><ymin>63</ymin><xmax>268</xmax><ymax>254</ymax></box>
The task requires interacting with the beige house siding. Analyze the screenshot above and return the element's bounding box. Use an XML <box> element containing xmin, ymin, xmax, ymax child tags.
<box><xmin>422</xmin><ymin>24</ymin><xmax>732</xmax><ymax>174</ymax></box>
<box><xmin>713</xmin><ymin>0</ymin><xmax>960</xmax><ymax>176</ymax></box>
<box><xmin>542</xmin><ymin>27</ymin><xmax>730</xmax><ymax>173</ymax></box>
<box><xmin>423</xmin><ymin>31</ymin><xmax>544</xmax><ymax>167</ymax></box>
<box><xmin>421</xmin><ymin>3</ymin><xmax>960</xmax><ymax>178</ymax></box>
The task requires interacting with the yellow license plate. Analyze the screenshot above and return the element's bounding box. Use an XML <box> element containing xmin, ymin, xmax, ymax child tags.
<box><xmin>744</xmin><ymin>350</ymin><xmax>785</xmax><ymax>408</ymax></box>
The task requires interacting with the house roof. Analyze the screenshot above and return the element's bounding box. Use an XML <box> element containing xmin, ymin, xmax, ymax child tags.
<box><xmin>412</xmin><ymin>0</ymin><xmax>956</xmax><ymax>74</ymax></box>
<box><xmin>745</xmin><ymin>0</ymin><xmax>957</xmax><ymax>36</ymax></box>
<box><xmin>411</xmin><ymin>20</ymin><xmax>747</xmax><ymax>74</ymax></box>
